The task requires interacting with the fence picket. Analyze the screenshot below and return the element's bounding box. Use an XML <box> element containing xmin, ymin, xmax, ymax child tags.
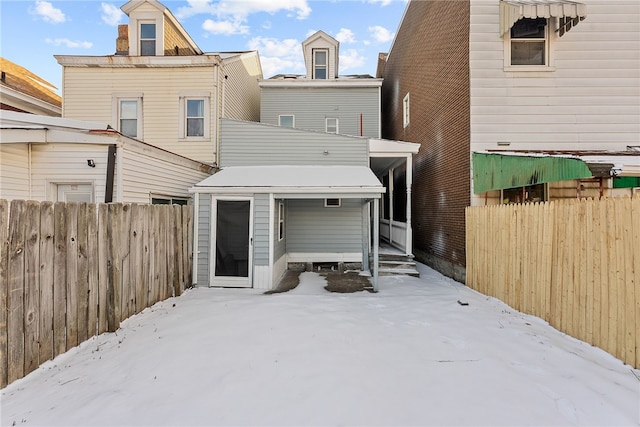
<box><xmin>7</xmin><ymin>200</ymin><xmax>26</xmax><ymax>384</ymax></box>
<box><xmin>24</xmin><ymin>200</ymin><xmax>40</xmax><ymax>376</ymax></box>
<box><xmin>97</xmin><ymin>204</ymin><xmax>108</xmax><ymax>334</ymax></box>
<box><xmin>65</xmin><ymin>203</ymin><xmax>79</xmax><ymax>350</ymax></box>
<box><xmin>76</xmin><ymin>203</ymin><xmax>89</xmax><ymax>344</ymax></box>
<box><xmin>0</xmin><ymin>199</ymin><xmax>10</xmax><ymax>388</ymax></box>
<box><xmin>87</xmin><ymin>203</ymin><xmax>98</xmax><ymax>338</ymax></box>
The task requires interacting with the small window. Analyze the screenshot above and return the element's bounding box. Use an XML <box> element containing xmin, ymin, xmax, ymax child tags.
<box><xmin>403</xmin><ymin>93</ymin><xmax>410</xmax><ymax>128</ymax></box>
<box><xmin>279</xmin><ymin>115</ymin><xmax>294</xmax><ymax>128</ymax></box>
<box><xmin>119</xmin><ymin>99</ymin><xmax>139</xmax><ymax>138</ymax></box>
<box><xmin>278</xmin><ymin>202</ymin><xmax>285</xmax><ymax>241</ymax></box>
<box><xmin>186</xmin><ymin>99</ymin><xmax>205</xmax><ymax>137</ymax></box>
<box><xmin>509</xmin><ymin>18</ymin><xmax>548</xmax><ymax>66</ymax></box>
<box><xmin>313</xmin><ymin>49</ymin><xmax>328</xmax><ymax>79</ymax></box>
<box><xmin>502</xmin><ymin>184</ymin><xmax>546</xmax><ymax>204</ymax></box>
<box><xmin>324</xmin><ymin>198</ymin><xmax>341</xmax><ymax>208</ymax></box>
<box><xmin>326</xmin><ymin>118</ymin><xmax>338</xmax><ymax>134</ymax></box>
<box><xmin>140</xmin><ymin>23</ymin><xmax>156</xmax><ymax>56</ymax></box>
<box><xmin>152</xmin><ymin>196</ymin><xmax>188</xmax><ymax>205</ymax></box>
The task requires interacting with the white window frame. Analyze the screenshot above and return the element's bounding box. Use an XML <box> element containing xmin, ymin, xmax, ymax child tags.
<box><xmin>313</xmin><ymin>49</ymin><xmax>328</xmax><ymax>79</ymax></box>
<box><xmin>279</xmin><ymin>115</ymin><xmax>295</xmax><ymax>128</ymax></box>
<box><xmin>112</xmin><ymin>94</ymin><xmax>143</xmax><ymax>139</ymax></box>
<box><xmin>325</xmin><ymin>118</ymin><xmax>339</xmax><ymax>134</ymax></box>
<box><xmin>324</xmin><ymin>198</ymin><xmax>341</xmax><ymax>208</ymax></box>
<box><xmin>278</xmin><ymin>201</ymin><xmax>285</xmax><ymax>241</ymax></box>
<box><xmin>151</xmin><ymin>194</ymin><xmax>189</xmax><ymax>205</ymax></box>
<box><xmin>179</xmin><ymin>94</ymin><xmax>210</xmax><ymax>140</ymax></box>
<box><xmin>128</xmin><ymin>11</ymin><xmax>163</xmax><ymax>56</ymax></box>
<box><xmin>403</xmin><ymin>93</ymin><xmax>410</xmax><ymax>128</ymax></box>
<box><xmin>139</xmin><ymin>21</ymin><xmax>157</xmax><ymax>56</ymax></box>
<box><xmin>504</xmin><ymin>18</ymin><xmax>555</xmax><ymax>71</ymax></box>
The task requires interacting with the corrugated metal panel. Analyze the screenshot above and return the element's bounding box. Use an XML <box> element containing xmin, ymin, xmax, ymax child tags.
<box><xmin>286</xmin><ymin>199</ymin><xmax>363</xmax><ymax>253</ymax></box>
<box><xmin>472</xmin><ymin>152</ymin><xmax>593</xmax><ymax>193</ymax></box>
<box><xmin>253</xmin><ymin>194</ymin><xmax>269</xmax><ymax>266</ymax></box>
<box><xmin>197</xmin><ymin>193</ymin><xmax>211</xmax><ymax>286</ymax></box>
<box><xmin>220</xmin><ymin>119</ymin><xmax>369</xmax><ymax>167</ymax></box>
<box><xmin>260</xmin><ymin>86</ymin><xmax>379</xmax><ymax>138</ymax></box>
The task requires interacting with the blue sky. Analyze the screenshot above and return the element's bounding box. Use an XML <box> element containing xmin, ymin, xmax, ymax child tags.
<box><xmin>0</xmin><ymin>0</ymin><xmax>408</xmax><ymax>94</ymax></box>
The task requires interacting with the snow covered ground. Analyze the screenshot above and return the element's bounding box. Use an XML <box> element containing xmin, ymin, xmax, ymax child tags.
<box><xmin>2</xmin><ymin>263</ymin><xmax>639</xmax><ymax>426</ymax></box>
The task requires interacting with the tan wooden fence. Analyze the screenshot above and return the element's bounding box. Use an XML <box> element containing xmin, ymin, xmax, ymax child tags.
<box><xmin>466</xmin><ymin>195</ymin><xmax>640</xmax><ymax>369</ymax></box>
<box><xmin>0</xmin><ymin>199</ymin><xmax>193</xmax><ymax>387</ymax></box>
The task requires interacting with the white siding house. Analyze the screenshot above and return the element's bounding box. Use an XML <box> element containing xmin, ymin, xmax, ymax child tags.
<box><xmin>56</xmin><ymin>0</ymin><xmax>262</xmax><ymax>166</ymax></box>
<box><xmin>470</xmin><ymin>0</ymin><xmax>640</xmax><ymax>205</ymax></box>
<box><xmin>0</xmin><ymin>111</ymin><xmax>214</xmax><ymax>204</ymax></box>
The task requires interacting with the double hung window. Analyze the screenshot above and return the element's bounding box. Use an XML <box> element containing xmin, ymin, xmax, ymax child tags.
<box><xmin>313</xmin><ymin>49</ymin><xmax>328</xmax><ymax>79</ymax></box>
<box><xmin>118</xmin><ymin>99</ymin><xmax>141</xmax><ymax>138</ymax></box>
<box><xmin>140</xmin><ymin>22</ymin><xmax>156</xmax><ymax>56</ymax></box>
<box><xmin>509</xmin><ymin>18</ymin><xmax>548</xmax><ymax>66</ymax></box>
<box><xmin>326</xmin><ymin>118</ymin><xmax>338</xmax><ymax>134</ymax></box>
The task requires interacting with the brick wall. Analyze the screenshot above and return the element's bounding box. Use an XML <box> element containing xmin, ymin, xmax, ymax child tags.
<box><xmin>381</xmin><ymin>0</ymin><xmax>470</xmax><ymax>282</ymax></box>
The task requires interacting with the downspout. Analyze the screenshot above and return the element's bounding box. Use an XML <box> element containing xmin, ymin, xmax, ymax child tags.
<box><xmin>192</xmin><ymin>192</ymin><xmax>200</xmax><ymax>286</ymax></box>
<box><xmin>28</xmin><ymin>143</ymin><xmax>32</xmax><ymax>199</ymax></box>
<box><xmin>115</xmin><ymin>146</ymin><xmax>123</xmax><ymax>202</ymax></box>
<box><xmin>213</xmin><ymin>63</ymin><xmax>220</xmax><ymax>166</ymax></box>
<box><xmin>104</xmin><ymin>144</ymin><xmax>116</xmax><ymax>203</ymax></box>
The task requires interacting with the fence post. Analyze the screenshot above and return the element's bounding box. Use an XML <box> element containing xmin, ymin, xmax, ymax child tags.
<box><xmin>0</xmin><ymin>199</ymin><xmax>9</xmax><ymax>388</ymax></box>
<box><xmin>24</xmin><ymin>200</ymin><xmax>40</xmax><ymax>376</ymax></box>
<box><xmin>7</xmin><ymin>200</ymin><xmax>26</xmax><ymax>384</ymax></box>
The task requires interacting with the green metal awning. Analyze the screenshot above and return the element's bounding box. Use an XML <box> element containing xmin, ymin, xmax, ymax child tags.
<box><xmin>472</xmin><ymin>152</ymin><xmax>593</xmax><ymax>194</ymax></box>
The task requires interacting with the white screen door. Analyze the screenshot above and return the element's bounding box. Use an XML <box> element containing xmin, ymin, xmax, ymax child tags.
<box><xmin>211</xmin><ymin>198</ymin><xmax>253</xmax><ymax>287</ymax></box>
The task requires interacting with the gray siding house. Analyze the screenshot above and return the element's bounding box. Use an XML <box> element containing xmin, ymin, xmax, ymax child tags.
<box><xmin>190</xmin><ymin>31</ymin><xmax>418</xmax><ymax>292</ymax></box>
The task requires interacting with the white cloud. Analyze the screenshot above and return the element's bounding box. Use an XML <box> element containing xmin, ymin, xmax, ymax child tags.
<box><xmin>101</xmin><ymin>3</ymin><xmax>124</xmax><ymax>26</ymax></box>
<box><xmin>248</xmin><ymin>36</ymin><xmax>304</xmax><ymax>77</ymax></box>
<box><xmin>339</xmin><ymin>49</ymin><xmax>366</xmax><ymax>72</ymax></box>
<box><xmin>202</xmin><ymin>19</ymin><xmax>249</xmax><ymax>35</ymax></box>
<box><xmin>368</xmin><ymin>0</ymin><xmax>393</xmax><ymax>6</ymax></box>
<box><xmin>45</xmin><ymin>38</ymin><xmax>93</xmax><ymax>49</ymax></box>
<box><xmin>176</xmin><ymin>0</ymin><xmax>311</xmax><ymax>20</ymax></box>
<box><xmin>30</xmin><ymin>1</ymin><xmax>66</xmax><ymax>24</ymax></box>
<box><xmin>335</xmin><ymin>28</ymin><xmax>356</xmax><ymax>44</ymax></box>
<box><xmin>368</xmin><ymin>25</ymin><xmax>394</xmax><ymax>43</ymax></box>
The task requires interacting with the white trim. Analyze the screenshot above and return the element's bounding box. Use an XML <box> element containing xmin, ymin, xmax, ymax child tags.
<box><xmin>112</xmin><ymin>94</ymin><xmax>143</xmax><ymax>140</ymax></box>
<box><xmin>192</xmin><ymin>192</ymin><xmax>200</xmax><ymax>286</ymax></box>
<box><xmin>403</xmin><ymin>93</ymin><xmax>410</xmax><ymax>128</ymax></box>
<box><xmin>178</xmin><ymin>94</ymin><xmax>211</xmax><ymax>141</ymax></box>
<box><xmin>503</xmin><ymin>17</ymin><xmax>555</xmax><ymax>69</ymax></box>
<box><xmin>259</xmin><ymin>79</ymin><xmax>382</xmax><ymax>88</ymax></box>
<box><xmin>325</xmin><ymin>117</ymin><xmax>338</xmax><ymax>134</ymax></box>
<box><xmin>286</xmin><ymin>252</ymin><xmax>362</xmax><ymax>263</ymax></box>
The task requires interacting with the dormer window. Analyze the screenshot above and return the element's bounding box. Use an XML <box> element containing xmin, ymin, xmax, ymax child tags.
<box><xmin>313</xmin><ymin>49</ymin><xmax>328</xmax><ymax>79</ymax></box>
<box><xmin>140</xmin><ymin>22</ymin><xmax>156</xmax><ymax>56</ymax></box>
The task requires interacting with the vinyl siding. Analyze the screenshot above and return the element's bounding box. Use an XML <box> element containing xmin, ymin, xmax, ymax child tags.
<box><xmin>222</xmin><ymin>54</ymin><xmax>261</xmax><ymax>122</ymax></box>
<box><xmin>118</xmin><ymin>143</ymin><xmax>212</xmax><ymax>204</ymax></box>
<box><xmin>29</xmin><ymin>144</ymin><xmax>109</xmax><ymax>201</ymax></box>
<box><xmin>0</xmin><ymin>144</ymin><xmax>30</xmax><ymax>200</ymax></box>
<box><xmin>62</xmin><ymin>66</ymin><xmax>217</xmax><ymax>164</ymax></box>
<box><xmin>253</xmin><ymin>194</ymin><xmax>269</xmax><ymax>266</ymax></box>
<box><xmin>286</xmin><ymin>199</ymin><xmax>363</xmax><ymax>253</ymax></box>
<box><xmin>196</xmin><ymin>193</ymin><xmax>211</xmax><ymax>286</ymax></box>
<box><xmin>220</xmin><ymin>118</ymin><xmax>369</xmax><ymax>167</ymax></box>
<box><xmin>260</xmin><ymin>86</ymin><xmax>380</xmax><ymax>138</ymax></box>
<box><xmin>470</xmin><ymin>0</ymin><xmax>640</xmax><ymax>156</ymax></box>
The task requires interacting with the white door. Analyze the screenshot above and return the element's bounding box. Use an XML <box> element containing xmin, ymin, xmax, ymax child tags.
<box><xmin>57</xmin><ymin>183</ymin><xmax>93</xmax><ymax>202</ymax></box>
<box><xmin>210</xmin><ymin>197</ymin><xmax>253</xmax><ymax>287</ymax></box>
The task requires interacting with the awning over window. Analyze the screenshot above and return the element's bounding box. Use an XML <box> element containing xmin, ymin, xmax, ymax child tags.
<box><xmin>500</xmin><ymin>0</ymin><xmax>587</xmax><ymax>38</ymax></box>
<box><xmin>472</xmin><ymin>152</ymin><xmax>593</xmax><ymax>194</ymax></box>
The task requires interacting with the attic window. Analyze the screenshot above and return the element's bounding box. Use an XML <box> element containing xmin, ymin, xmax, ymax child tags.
<box><xmin>313</xmin><ymin>49</ymin><xmax>328</xmax><ymax>79</ymax></box>
<box><xmin>324</xmin><ymin>198</ymin><xmax>341</xmax><ymax>207</ymax></box>
<box><xmin>140</xmin><ymin>23</ymin><xmax>156</xmax><ymax>56</ymax></box>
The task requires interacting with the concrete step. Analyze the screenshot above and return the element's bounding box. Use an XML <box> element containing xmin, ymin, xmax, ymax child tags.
<box><xmin>379</xmin><ymin>267</ymin><xmax>420</xmax><ymax>277</ymax></box>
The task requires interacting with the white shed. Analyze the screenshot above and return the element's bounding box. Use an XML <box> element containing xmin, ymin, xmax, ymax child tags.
<box><xmin>0</xmin><ymin>110</ymin><xmax>214</xmax><ymax>204</ymax></box>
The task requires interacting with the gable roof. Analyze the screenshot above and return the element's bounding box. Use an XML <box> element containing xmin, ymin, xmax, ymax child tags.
<box><xmin>0</xmin><ymin>57</ymin><xmax>62</xmax><ymax>116</ymax></box>
<box><xmin>120</xmin><ymin>0</ymin><xmax>202</xmax><ymax>55</ymax></box>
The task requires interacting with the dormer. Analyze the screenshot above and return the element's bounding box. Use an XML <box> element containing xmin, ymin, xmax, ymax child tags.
<box><xmin>119</xmin><ymin>0</ymin><xmax>202</xmax><ymax>56</ymax></box>
<box><xmin>302</xmin><ymin>31</ymin><xmax>339</xmax><ymax>79</ymax></box>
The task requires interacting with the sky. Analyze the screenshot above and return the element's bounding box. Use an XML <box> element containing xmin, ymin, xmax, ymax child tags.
<box><xmin>0</xmin><ymin>0</ymin><xmax>408</xmax><ymax>94</ymax></box>
<box><xmin>1</xmin><ymin>263</ymin><xmax>638</xmax><ymax>426</ymax></box>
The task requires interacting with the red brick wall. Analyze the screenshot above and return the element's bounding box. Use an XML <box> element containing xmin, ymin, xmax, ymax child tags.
<box><xmin>381</xmin><ymin>0</ymin><xmax>470</xmax><ymax>281</ymax></box>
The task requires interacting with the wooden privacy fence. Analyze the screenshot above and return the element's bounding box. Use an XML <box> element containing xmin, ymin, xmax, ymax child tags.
<box><xmin>466</xmin><ymin>195</ymin><xmax>640</xmax><ymax>369</ymax></box>
<box><xmin>0</xmin><ymin>199</ymin><xmax>193</xmax><ymax>388</ymax></box>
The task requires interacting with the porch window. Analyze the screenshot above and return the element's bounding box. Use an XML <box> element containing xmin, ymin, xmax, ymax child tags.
<box><xmin>278</xmin><ymin>202</ymin><xmax>285</xmax><ymax>240</ymax></box>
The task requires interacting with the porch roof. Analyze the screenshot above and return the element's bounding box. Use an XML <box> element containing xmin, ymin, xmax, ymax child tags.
<box><xmin>472</xmin><ymin>151</ymin><xmax>640</xmax><ymax>194</ymax></box>
<box><xmin>190</xmin><ymin>165</ymin><xmax>385</xmax><ymax>197</ymax></box>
